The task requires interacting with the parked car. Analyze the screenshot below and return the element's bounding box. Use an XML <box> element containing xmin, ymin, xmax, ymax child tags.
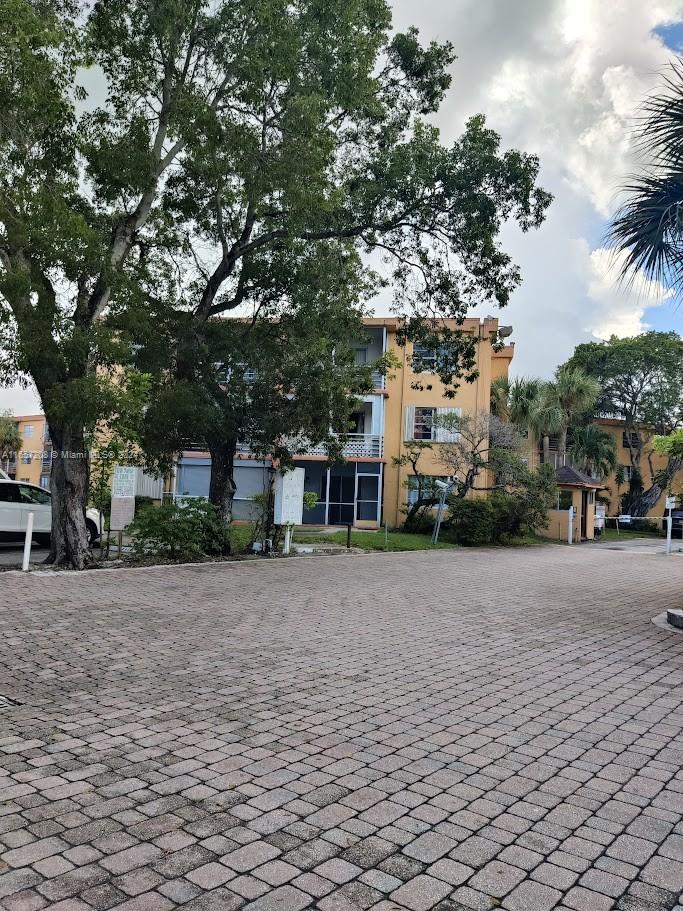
<box><xmin>0</xmin><ymin>472</ymin><xmax>102</xmax><ymax>545</ymax></box>
<box><xmin>669</xmin><ymin>509</ymin><xmax>683</xmax><ymax>539</ymax></box>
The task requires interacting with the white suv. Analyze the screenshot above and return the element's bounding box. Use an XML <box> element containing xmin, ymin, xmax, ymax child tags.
<box><xmin>0</xmin><ymin>472</ymin><xmax>103</xmax><ymax>545</ymax></box>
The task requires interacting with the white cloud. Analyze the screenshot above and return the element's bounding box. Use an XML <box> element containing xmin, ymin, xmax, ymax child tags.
<box><xmin>582</xmin><ymin>245</ymin><xmax>673</xmax><ymax>338</ymax></box>
<box><xmin>391</xmin><ymin>0</ymin><xmax>683</xmax><ymax>376</ymax></box>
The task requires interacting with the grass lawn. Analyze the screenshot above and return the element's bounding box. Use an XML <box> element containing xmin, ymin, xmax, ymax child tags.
<box><xmin>598</xmin><ymin>526</ymin><xmax>665</xmax><ymax>543</ymax></box>
<box><xmin>293</xmin><ymin>528</ymin><xmax>549</xmax><ymax>552</ymax></box>
<box><xmin>294</xmin><ymin>528</ymin><xmax>459</xmax><ymax>552</ymax></box>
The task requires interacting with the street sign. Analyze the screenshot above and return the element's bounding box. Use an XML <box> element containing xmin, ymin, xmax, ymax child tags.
<box><xmin>666</xmin><ymin>495</ymin><xmax>677</xmax><ymax>511</ymax></box>
<box><xmin>273</xmin><ymin>468</ymin><xmax>305</xmax><ymax>526</ymax></box>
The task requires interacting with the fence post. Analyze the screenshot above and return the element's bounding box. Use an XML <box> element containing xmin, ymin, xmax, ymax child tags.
<box><xmin>346</xmin><ymin>523</ymin><xmax>352</xmax><ymax>550</ymax></box>
<box><xmin>22</xmin><ymin>512</ymin><xmax>34</xmax><ymax>572</ymax></box>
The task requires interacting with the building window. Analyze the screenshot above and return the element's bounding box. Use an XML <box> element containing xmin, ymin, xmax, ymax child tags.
<box><xmin>407</xmin><ymin>476</ymin><xmax>445</xmax><ymax>505</ymax></box>
<box><xmin>40</xmin><ymin>476</ymin><xmax>50</xmax><ymax>489</ymax></box>
<box><xmin>412</xmin><ymin>344</ymin><xmax>439</xmax><ymax>372</ymax></box>
<box><xmin>354</xmin><ymin>347</ymin><xmax>368</xmax><ymax>365</ymax></box>
<box><xmin>413</xmin><ymin>407</ymin><xmax>435</xmax><ymax>440</ymax></box>
<box><xmin>622</xmin><ymin>430</ymin><xmax>640</xmax><ymax>449</ymax></box>
<box><xmin>21</xmin><ymin>452</ymin><xmax>32</xmax><ymax>464</ymax></box>
<box><xmin>557</xmin><ymin>490</ymin><xmax>573</xmax><ymax>510</ymax></box>
<box><xmin>23</xmin><ymin>424</ymin><xmax>34</xmax><ymax>438</ymax></box>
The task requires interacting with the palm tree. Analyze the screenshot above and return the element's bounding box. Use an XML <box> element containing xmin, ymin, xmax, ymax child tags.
<box><xmin>610</xmin><ymin>60</ymin><xmax>683</xmax><ymax>292</ymax></box>
<box><xmin>529</xmin><ymin>384</ymin><xmax>563</xmax><ymax>466</ymax></box>
<box><xmin>490</xmin><ymin>376</ymin><xmax>511</xmax><ymax>421</ymax></box>
<box><xmin>509</xmin><ymin>377</ymin><xmax>544</xmax><ymax>429</ymax></box>
<box><xmin>552</xmin><ymin>366</ymin><xmax>601</xmax><ymax>464</ymax></box>
<box><xmin>570</xmin><ymin>424</ymin><xmax>618</xmax><ymax>479</ymax></box>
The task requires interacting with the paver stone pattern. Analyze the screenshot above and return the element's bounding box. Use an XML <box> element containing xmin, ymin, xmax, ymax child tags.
<box><xmin>1</xmin><ymin>547</ymin><xmax>683</xmax><ymax>911</ymax></box>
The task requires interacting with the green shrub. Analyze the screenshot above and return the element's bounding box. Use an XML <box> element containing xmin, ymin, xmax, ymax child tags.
<box><xmin>129</xmin><ymin>498</ymin><xmax>230</xmax><ymax>560</ymax></box>
<box><xmin>444</xmin><ymin>497</ymin><xmax>495</xmax><ymax>545</ymax></box>
<box><xmin>445</xmin><ymin>485</ymin><xmax>552</xmax><ymax>546</ymax></box>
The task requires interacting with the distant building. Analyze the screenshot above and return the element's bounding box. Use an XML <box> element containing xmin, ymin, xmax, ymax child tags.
<box><xmin>4</xmin><ymin>414</ymin><xmax>52</xmax><ymax>489</ymax></box>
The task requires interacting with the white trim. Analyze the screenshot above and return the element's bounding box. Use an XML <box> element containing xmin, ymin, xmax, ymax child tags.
<box><xmin>404</xmin><ymin>405</ymin><xmax>416</xmax><ymax>441</ymax></box>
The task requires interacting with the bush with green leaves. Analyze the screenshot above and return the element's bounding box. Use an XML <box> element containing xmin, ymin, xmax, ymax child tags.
<box><xmin>444</xmin><ymin>497</ymin><xmax>495</xmax><ymax>545</ymax></box>
<box><xmin>129</xmin><ymin>499</ymin><xmax>230</xmax><ymax>561</ymax></box>
<box><xmin>444</xmin><ymin>465</ymin><xmax>556</xmax><ymax>546</ymax></box>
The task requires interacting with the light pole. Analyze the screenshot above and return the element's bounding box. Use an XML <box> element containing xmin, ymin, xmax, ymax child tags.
<box><xmin>431</xmin><ymin>479</ymin><xmax>454</xmax><ymax>545</ymax></box>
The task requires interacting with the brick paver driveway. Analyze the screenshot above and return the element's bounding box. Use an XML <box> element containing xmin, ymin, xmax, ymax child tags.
<box><xmin>1</xmin><ymin>547</ymin><xmax>683</xmax><ymax>911</ymax></box>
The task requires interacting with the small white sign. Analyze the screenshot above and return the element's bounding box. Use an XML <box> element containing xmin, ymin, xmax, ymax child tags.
<box><xmin>666</xmin><ymin>496</ymin><xmax>677</xmax><ymax>511</ymax></box>
<box><xmin>618</xmin><ymin>514</ymin><xmax>632</xmax><ymax>524</ymax></box>
<box><xmin>273</xmin><ymin>468</ymin><xmax>305</xmax><ymax>526</ymax></box>
<box><xmin>112</xmin><ymin>466</ymin><xmax>137</xmax><ymax>498</ymax></box>
<box><xmin>110</xmin><ymin>496</ymin><xmax>135</xmax><ymax>531</ymax></box>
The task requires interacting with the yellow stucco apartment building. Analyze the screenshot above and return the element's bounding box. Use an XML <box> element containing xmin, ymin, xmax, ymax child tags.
<box><xmin>173</xmin><ymin>316</ymin><xmax>514</xmax><ymax>527</ymax></box>
<box><xmin>291</xmin><ymin>316</ymin><xmax>513</xmax><ymax>527</ymax></box>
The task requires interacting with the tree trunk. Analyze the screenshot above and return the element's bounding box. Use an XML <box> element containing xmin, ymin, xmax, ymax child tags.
<box><xmin>542</xmin><ymin>434</ymin><xmax>550</xmax><ymax>465</ymax></box>
<box><xmin>208</xmin><ymin>439</ymin><xmax>237</xmax><ymax>535</ymax></box>
<box><xmin>558</xmin><ymin>427</ymin><xmax>568</xmax><ymax>466</ymax></box>
<box><xmin>46</xmin><ymin>422</ymin><xmax>94</xmax><ymax>569</ymax></box>
<box><xmin>621</xmin><ymin>456</ymin><xmax>683</xmax><ymax>517</ymax></box>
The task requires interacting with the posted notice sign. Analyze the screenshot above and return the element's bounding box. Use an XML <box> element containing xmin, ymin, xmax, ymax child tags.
<box><xmin>666</xmin><ymin>495</ymin><xmax>678</xmax><ymax>511</ymax></box>
<box><xmin>112</xmin><ymin>466</ymin><xmax>137</xmax><ymax>498</ymax></box>
<box><xmin>273</xmin><ymin>468</ymin><xmax>305</xmax><ymax>526</ymax></box>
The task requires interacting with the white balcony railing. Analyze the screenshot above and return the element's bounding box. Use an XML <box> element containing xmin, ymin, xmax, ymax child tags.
<box><xmin>304</xmin><ymin>434</ymin><xmax>384</xmax><ymax>458</ymax></box>
<box><xmin>189</xmin><ymin>434</ymin><xmax>384</xmax><ymax>460</ymax></box>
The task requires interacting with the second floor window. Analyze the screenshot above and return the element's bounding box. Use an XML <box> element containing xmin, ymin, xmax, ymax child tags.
<box><xmin>413</xmin><ymin>407</ymin><xmax>435</xmax><ymax>440</ymax></box>
<box><xmin>23</xmin><ymin>424</ymin><xmax>34</xmax><ymax>438</ymax></box>
<box><xmin>21</xmin><ymin>452</ymin><xmax>32</xmax><ymax>464</ymax></box>
<box><xmin>622</xmin><ymin>430</ymin><xmax>640</xmax><ymax>449</ymax></box>
<box><xmin>405</xmin><ymin>406</ymin><xmax>460</xmax><ymax>442</ymax></box>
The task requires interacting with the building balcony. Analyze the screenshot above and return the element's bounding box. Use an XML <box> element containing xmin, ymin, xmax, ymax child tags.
<box><xmin>304</xmin><ymin>433</ymin><xmax>384</xmax><ymax>459</ymax></box>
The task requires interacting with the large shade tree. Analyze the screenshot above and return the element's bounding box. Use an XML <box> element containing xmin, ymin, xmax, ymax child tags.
<box><xmin>565</xmin><ymin>332</ymin><xmax>683</xmax><ymax>514</ymax></box>
<box><xmin>0</xmin><ymin>0</ymin><xmax>551</xmax><ymax>568</ymax></box>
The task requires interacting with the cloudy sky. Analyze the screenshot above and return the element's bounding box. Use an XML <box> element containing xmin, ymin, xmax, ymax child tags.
<box><xmin>390</xmin><ymin>0</ymin><xmax>683</xmax><ymax>378</ymax></box>
<box><xmin>3</xmin><ymin>0</ymin><xmax>683</xmax><ymax>412</ymax></box>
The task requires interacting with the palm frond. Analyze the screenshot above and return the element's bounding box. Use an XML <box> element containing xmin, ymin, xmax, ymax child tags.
<box><xmin>609</xmin><ymin>57</ymin><xmax>683</xmax><ymax>295</ymax></box>
<box><xmin>610</xmin><ymin>172</ymin><xmax>683</xmax><ymax>290</ymax></box>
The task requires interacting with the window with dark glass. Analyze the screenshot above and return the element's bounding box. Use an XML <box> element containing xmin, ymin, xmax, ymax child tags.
<box><xmin>413</xmin><ymin>407</ymin><xmax>435</xmax><ymax>440</ymax></box>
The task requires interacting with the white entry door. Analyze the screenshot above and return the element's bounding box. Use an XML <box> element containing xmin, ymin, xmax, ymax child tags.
<box><xmin>18</xmin><ymin>484</ymin><xmax>52</xmax><ymax>533</ymax></box>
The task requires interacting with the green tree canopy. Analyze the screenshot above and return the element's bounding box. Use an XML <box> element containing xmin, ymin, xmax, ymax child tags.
<box><xmin>565</xmin><ymin>332</ymin><xmax>683</xmax><ymax>513</ymax></box>
<box><xmin>0</xmin><ymin>0</ymin><xmax>551</xmax><ymax>566</ymax></box>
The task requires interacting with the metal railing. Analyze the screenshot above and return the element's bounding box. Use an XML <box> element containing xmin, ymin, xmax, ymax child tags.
<box><xmin>305</xmin><ymin>434</ymin><xmax>384</xmax><ymax>458</ymax></box>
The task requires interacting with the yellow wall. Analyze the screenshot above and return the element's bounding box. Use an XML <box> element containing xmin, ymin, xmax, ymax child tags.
<box><xmin>596</xmin><ymin>419</ymin><xmax>683</xmax><ymax>518</ymax></box>
<box><xmin>538</xmin><ymin>486</ymin><xmax>596</xmax><ymax>543</ymax></box>
<box><xmin>375</xmin><ymin>317</ymin><xmax>512</xmax><ymax>527</ymax></box>
<box><xmin>8</xmin><ymin>414</ymin><xmax>49</xmax><ymax>487</ymax></box>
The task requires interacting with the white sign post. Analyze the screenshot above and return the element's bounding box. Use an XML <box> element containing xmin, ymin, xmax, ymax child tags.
<box><xmin>665</xmin><ymin>495</ymin><xmax>677</xmax><ymax>556</ymax></box>
<box><xmin>567</xmin><ymin>505</ymin><xmax>574</xmax><ymax>544</ymax></box>
<box><xmin>110</xmin><ymin>466</ymin><xmax>137</xmax><ymax>556</ymax></box>
<box><xmin>22</xmin><ymin>511</ymin><xmax>34</xmax><ymax>572</ymax></box>
<box><xmin>274</xmin><ymin>468</ymin><xmax>305</xmax><ymax>554</ymax></box>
